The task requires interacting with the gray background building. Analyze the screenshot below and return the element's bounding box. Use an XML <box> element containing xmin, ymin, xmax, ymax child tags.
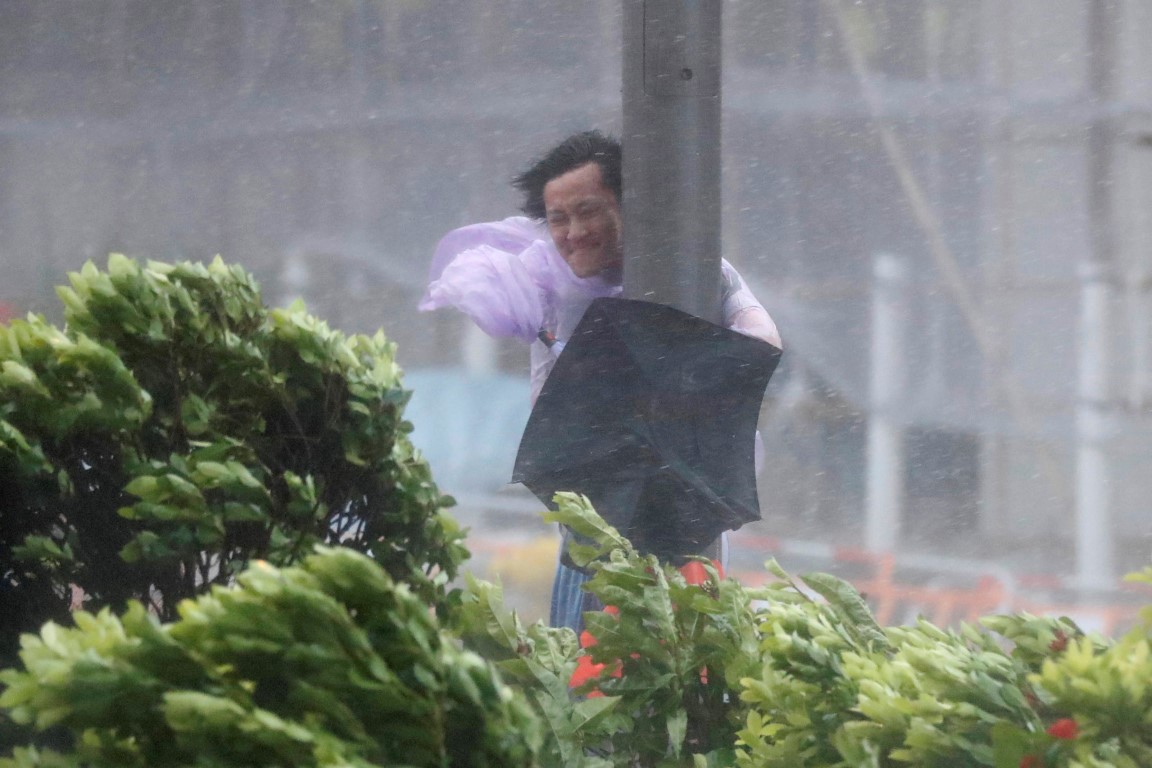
<box><xmin>3</xmin><ymin>1</ymin><xmax>1151</xmax><ymax>621</ymax></box>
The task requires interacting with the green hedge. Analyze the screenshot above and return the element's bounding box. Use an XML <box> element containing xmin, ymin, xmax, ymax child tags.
<box><xmin>457</xmin><ymin>495</ymin><xmax>1152</xmax><ymax>768</ymax></box>
<box><xmin>0</xmin><ymin>547</ymin><xmax>537</xmax><ymax>768</ymax></box>
<box><xmin>10</xmin><ymin>495</ymin><xmax>1145</xmax><ymax>766</ymax></box>
<box><xmin>0</xmin><ymin>255</ymin><xmax>465</xmax><ymax>672</ymax></box>
<box><xmin>4</xmin><ymin>257</ymin><xmax>1151</xmax><ymax>767</ymax></box>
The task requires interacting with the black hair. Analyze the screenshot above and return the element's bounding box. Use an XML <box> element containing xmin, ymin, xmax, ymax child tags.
<box><xmin>512</xmin><ymin>130</ymin><xmax>622</xmax><ymax>220</ymax></box>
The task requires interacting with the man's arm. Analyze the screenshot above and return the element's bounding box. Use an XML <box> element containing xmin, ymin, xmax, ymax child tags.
<box><xmin>728</xmin><ymin>306</ymin><xmax>782</xmax><ymax>348</ymax></box>
<box><xmin>720</xmin><ymin>260</ymin><xmax>782</xmax><ymax>348</ymax></box>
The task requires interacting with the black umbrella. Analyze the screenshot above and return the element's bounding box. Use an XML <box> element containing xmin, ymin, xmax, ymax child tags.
<box><xmin>512</xmin><ymin>297</ymin><xmax>782</xmax><ymax>563</ymax></box>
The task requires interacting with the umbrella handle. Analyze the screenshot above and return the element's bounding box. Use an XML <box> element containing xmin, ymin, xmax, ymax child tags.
<box><xmin>536</xmin><ymin>328</ymin><xmax>558</xmax><ymax>347</ymax></box>
<box><xmin>536</xmin><ymin>328</ymin><xmax>566</xmax><ymax>356</ymax></box>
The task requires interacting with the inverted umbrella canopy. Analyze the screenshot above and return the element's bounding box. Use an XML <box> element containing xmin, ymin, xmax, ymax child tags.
<box><xmin>513</xmin><ymin>297</ymin><xmax>782</xmax><ymax>562</ymax></box>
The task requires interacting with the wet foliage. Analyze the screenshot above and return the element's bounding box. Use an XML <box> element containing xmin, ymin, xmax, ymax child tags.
<box><xmin>0</xmin><ymin>255</ymin><xmax>465</xmax><ymax>671</ymax></box>
<box><xmin>4</xmin><ymin>492</ymin><xmax>1152</xmax><ymax>766</ymax></box>
<box><xmin>4</xmin><ymin>260</ymin><xmax>1152</xmax><ymax>765</ymax></box>
<box><xmin>457</xmin><ymin>495</ymin><xmax>1152</xmax><ymax>767</ymax></box>
<box><xmin>0</xmin><ymin>547</ymin><xmax>536</xmax><ymax>768</ymax></box>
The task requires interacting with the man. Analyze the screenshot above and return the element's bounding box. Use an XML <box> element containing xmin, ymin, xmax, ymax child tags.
<box><xmin>420</xmin><ymin>130</ymin><xmax>780</xmax><ymax>631</ymax></box>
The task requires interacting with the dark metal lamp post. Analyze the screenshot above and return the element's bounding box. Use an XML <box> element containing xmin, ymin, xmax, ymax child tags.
<box><xmin>621</xmin><ymin>1</ymin><xmax>723</xmax><ymax>325</ymax></box>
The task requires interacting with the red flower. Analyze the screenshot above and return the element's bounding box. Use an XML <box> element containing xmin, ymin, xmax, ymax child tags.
<box><xmin>1047</xmin><ymin>718</ymin><xmax>1079</xmax><ymax>740</ymax></box>
<box><xmin>1019</xmin><ymin>755</ymin><xmax>1043</xmax><ymax>768</ymax></box>
<box><xmin>1049</xmin><ymin>630</ymin><xmax>1069</xmax><ymax>653</ymax></box>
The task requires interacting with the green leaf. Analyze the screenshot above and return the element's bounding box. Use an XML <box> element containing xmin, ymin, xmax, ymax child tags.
<box><xmin>1</xmin><ymin>360</ymin><xmax>48</xmax><ymax>396</ymax></box>
<box><xmin>123</xmin><ymin>475</ymin><xmax>160</xmax><ymax>500</ymax></box>
<box><xmin>571</xmin><ymin>696</ymin><xmax>621</xmax><ymax>733</ymax></box>
<box><xmin>666</xmin><ymin>706</ymin><xmax>687</xmax><ymax>758</ymax></box>
<box><xmin>991</xmin><ymin>721</ymin><xmax>1033</xmax><ymax>768</ymax></box>
<box><xmin>765</xmin><ymin>557</ymin><xmax>791</xmax><ymax>582</ymax></box>
<box><xmin>542</xmin><ymin>492</ymin><xmax>632</xmax><ymax>564</ymax></box>
<box><xmin>801</xmin><ymin>570</ymin><xmax>891</xmax><ymax>653</ymax></box>
<box><xmin>12</xmin><ymin>535</ymin><xmax>72</xmax><ymax>563</ymax></box>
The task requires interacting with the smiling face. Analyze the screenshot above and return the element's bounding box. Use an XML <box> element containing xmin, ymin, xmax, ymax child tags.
<box><xmin>542</xmin><ymin>162</ymin><xmax>623</xmax><ymax>280</ymax></box>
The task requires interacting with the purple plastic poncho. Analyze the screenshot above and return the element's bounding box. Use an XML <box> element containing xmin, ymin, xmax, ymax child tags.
<box><xmin>420</xmin><ymin>217</ymin><xmax>622</xmax><ymax>395</ymax></box>
<box><xmin>420</xmin><ymin>216</ymin><xmax>782</xmax><ymax>403</ymax></box>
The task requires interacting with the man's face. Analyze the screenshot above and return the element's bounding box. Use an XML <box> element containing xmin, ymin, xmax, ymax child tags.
<box><xmin>542</xmin><ymin>162</ymin><xmax>623</xmax><ymax>279</ymax></box>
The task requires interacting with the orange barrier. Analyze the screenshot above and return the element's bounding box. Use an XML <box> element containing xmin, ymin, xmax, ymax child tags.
<box><xmin>469</xmin><ymin>531</ymin><xmax>1148</xmax><ymax>637</ymax></box>
<box><xmin>852</xmin><ymin>557</ymin><xmax>1006</xmax><ymax>626</ymax></box>
<box><xmin>731</xmin><ymin>533</ymin><xmax>1146</xmax><ymax>635</ymax></box>
<box><xmin>735</xmin><ymin>559</ymin><xmax>1006</xmax><ymax>626</ymax></box>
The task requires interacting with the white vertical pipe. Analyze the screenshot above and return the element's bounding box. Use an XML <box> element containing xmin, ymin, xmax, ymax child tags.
<box><xmin>866</xmin><ymin>253</ymin><xmax>909</xmax><ymax>553</ymax></box>
<box><xmin>1075</xmin><ymin>261</ymin><xmax>1114</xmax><ymax>589</ymax></box>
<box><xmin>279</xmin><ymin>251</ymin><xmax>309</xmax><ymax>308</ymax></box>
<box><xmin>1075</xmin><ymin>0</ymin><xmax>1119</xmax><ymax>590</ymax></box>
<box><xmin>462</xmin><ymin>321</ymin><xmax>498</xmax><ymax>376</ymax></box>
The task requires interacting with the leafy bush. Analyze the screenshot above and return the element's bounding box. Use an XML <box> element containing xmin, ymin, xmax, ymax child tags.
<box><xmin>457</xmin><ymin>495</ymin><xmax>1152</xmax><ymax>767</ymax></box>
<box><xmin>5</xmin><ymin>491</ymin><xmax>1152</xmax><ymax>766</ymax></box>
<box><xmin>0</xmin><ymin>255</ymin><xmax>465</xmax><ymax>670</ymax></box>
<box><xmin>458</xmin><ymin>493</ymin><xmax>764</xmax><ymax>767</ymax></box>
<box><xmin>0</xmin><ymin>547</ymin><xmax>538</xmax><ymax>768</ymax></box>
<box><xmin>5</xmin><ymin>257</ymin><xmax>1152</xmax><ymax>766</ymax></box>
